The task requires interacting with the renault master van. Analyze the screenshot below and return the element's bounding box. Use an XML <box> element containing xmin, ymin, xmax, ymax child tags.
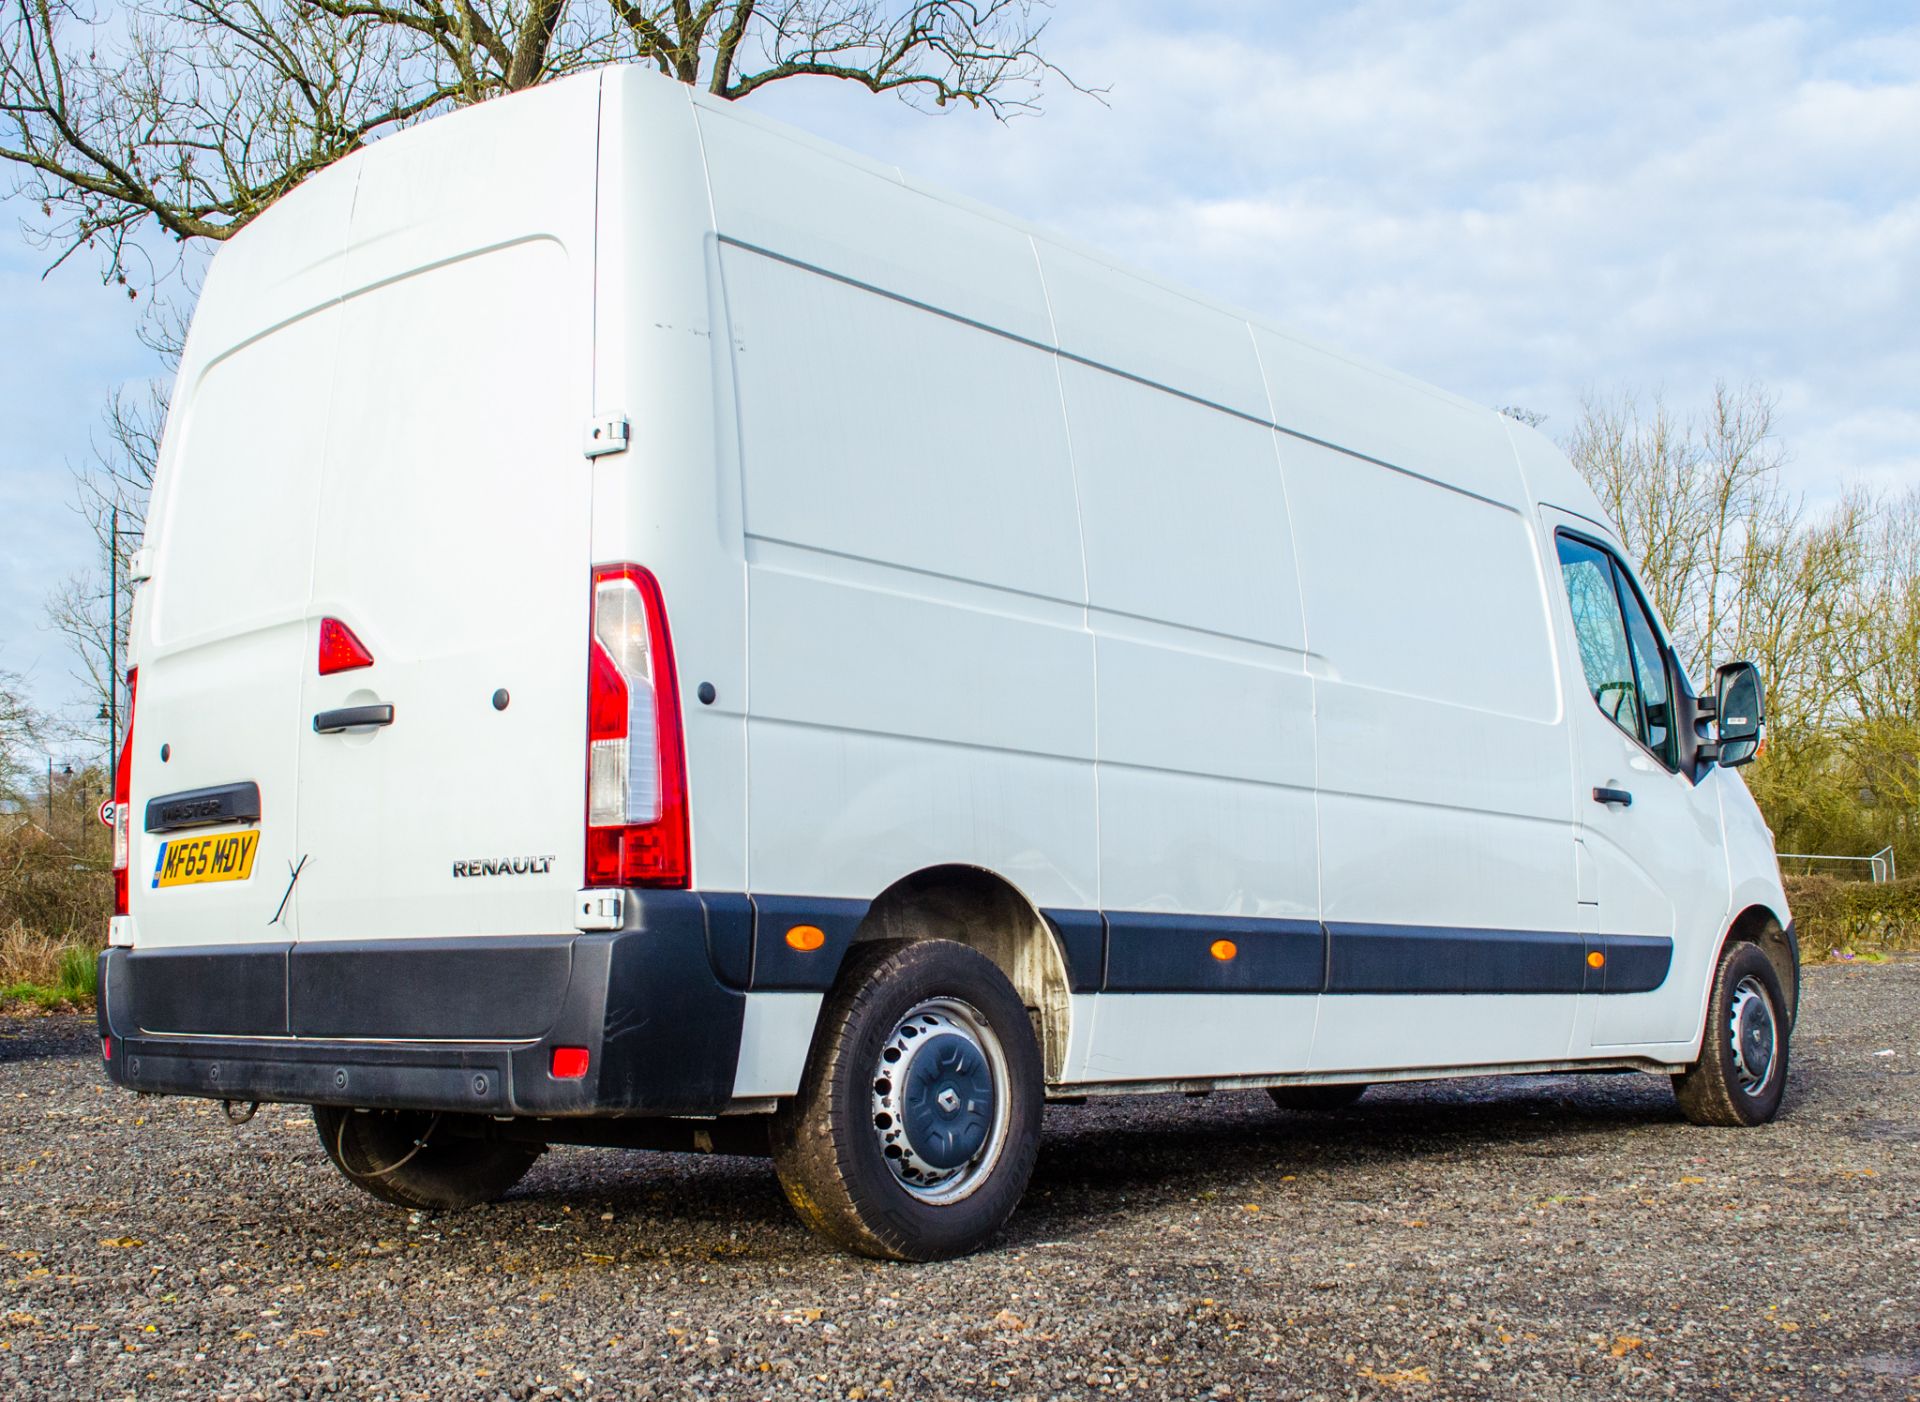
<box><xmin>99</xmin><ymin>65</ymin><xmax>1795</xmax><ymax>1261</ymax></box>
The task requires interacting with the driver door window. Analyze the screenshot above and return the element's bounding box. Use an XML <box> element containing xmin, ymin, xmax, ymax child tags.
<box><xmin>1556</xmin><ymin>534</ymin><xmax>1650</xmax><ymax>749</ymax></box>
<box><xmin>1616</xmin><ymin>576</ymin><xmax>1677</xmax><ymax>767</ymax></box>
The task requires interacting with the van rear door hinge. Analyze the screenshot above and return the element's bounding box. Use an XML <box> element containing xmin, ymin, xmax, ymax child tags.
<box><xmin>583</xmin><ymin>413</ymin><xmax>631</xmax><ymax>459</ymax></box>
<box><xmin>575</xmin><ymin>889</ymin><xmax>626</xmax><ymax>931</ymax></box>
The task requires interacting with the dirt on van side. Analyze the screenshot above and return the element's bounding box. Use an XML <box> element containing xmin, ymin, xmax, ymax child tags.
<box><xmin>0</xmin><ymin>959</ymin><xmax>1915</xmax><ymax>1401</ymax></box>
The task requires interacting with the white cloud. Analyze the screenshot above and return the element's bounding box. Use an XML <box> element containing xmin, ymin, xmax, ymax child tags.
<box><xmin>755</xmin><ymin>0</ymin><xmax>1920</xmax><ymax>498</ymax></box>
<box><xmin>3</xmin><ymin>1</ymin><xmax>1916</xmax><ymax>718</ymax></box>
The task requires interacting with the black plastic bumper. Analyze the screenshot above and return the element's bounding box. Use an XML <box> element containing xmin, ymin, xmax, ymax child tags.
<box><xmin>98</xmin><ymin>891</ymin><xmax>749</xmax><ymax>1117</ymax></box>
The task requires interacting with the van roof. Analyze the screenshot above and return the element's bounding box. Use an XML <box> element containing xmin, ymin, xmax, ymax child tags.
<box><xmin>210</xmin><ymin>64</ymin><xmax>1611</xmax><ymax>529</ymax></box>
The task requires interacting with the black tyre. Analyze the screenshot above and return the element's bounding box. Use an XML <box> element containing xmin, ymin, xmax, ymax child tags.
<box><xmin>313</xmin><ymin>1106</ymin><xmax>542</xmax><ymax>1211</ymax></box>
<box><xmin>770</xmin><ymin>939</ymin><xmax>1043</xmax><ymax>1261</ymax></box>
<box><xmin>1267</xmin><ymin>1083</ymin><xmax>1369</xmax><ymax>1112</ymax></box>
<box><xmin>1673</xmin><ymin>940</ymin><xmax>1791</xmax><ymax>1127</ymax></box>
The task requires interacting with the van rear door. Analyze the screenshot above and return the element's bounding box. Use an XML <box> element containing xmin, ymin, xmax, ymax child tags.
<box><xmin>292</xmin><ymin>240</ymin><xmax>590</xmax><ymax>941</ymax></box>
<box><xmin>131</xmin><ymin>307</ymin><xmax>341</xmax><ymax>950</ymax></box>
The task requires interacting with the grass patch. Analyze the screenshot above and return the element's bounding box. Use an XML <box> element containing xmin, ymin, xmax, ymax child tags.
<box><xmin>0</xmin><ymin>921</ymin><xmax>97</xmax><ymax>1010</ymax></box>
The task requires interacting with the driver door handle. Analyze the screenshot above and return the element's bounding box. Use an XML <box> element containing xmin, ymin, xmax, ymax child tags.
<box><xmin>1592</xmin><ymin>785</ymin><xmax>1633</xmax><ymax>808</ymax></box>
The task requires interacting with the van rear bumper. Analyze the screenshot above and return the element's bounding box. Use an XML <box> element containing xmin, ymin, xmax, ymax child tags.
<box><xmin>98</xmin><ymin>891</ymin><xmax>750</xmax><ymax>1117</ymax></box>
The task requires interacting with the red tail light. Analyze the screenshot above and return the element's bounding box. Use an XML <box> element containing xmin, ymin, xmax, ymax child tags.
<box><xmin>317</xmin><ymin>617</ymin><xmax>375</xmax><ymax>675</ymax></box>
<box><xmin>584</xmin><ymin>565</ymin><xmax>689</xmax><ymax>888</ymax></box>
<box><xmin>111</xmin><ymin>667</ymin><xmax>138</xmax><ymax>916</ymax></box>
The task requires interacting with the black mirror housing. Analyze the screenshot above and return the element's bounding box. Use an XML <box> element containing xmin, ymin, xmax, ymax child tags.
<box><xmin>1712</xmin><ymin>660</ymin><xmax>1764</xmax><ymax>767</ymax></box>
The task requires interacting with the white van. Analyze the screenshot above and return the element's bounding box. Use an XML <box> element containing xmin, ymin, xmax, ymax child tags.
<box><xmin>100</xmin><ymin>66</ymin><xmax>1796</xmax><ymax>1261</ymax></box>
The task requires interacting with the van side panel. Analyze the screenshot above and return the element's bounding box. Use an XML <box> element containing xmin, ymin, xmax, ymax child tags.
<box><xmin>1275</xmin><ymin>432</ymin><xmax>1581</xmax><ymax>1070</ymax></box>
<box><xmin>715</xmin><ymin>234</ymin><xmax>1097</xmax><ymax>909</ymax></box>
<box><xmin>1035</xmin><ymin>240</ymin><xmax>1271</xmax><ymax>419</ymax></box>
<box><xmin>720</xmin><ymin>245</ymin><xmax>1084</xmax><ymax>603</ymax></box>
<box><xmin>695</xmin><ymin>102</ymin><xmax>1054</xmax><ymax>346</ymax></box>
<box><xmin>1254</xmin><ymin>324</ymin><xmax>1528</xmax><ymax>509</ymax></box>
<box><xmin>1062</xmin><ymin>354</ymin><xmax>1319</xmax><ymax>1080</ymax></box>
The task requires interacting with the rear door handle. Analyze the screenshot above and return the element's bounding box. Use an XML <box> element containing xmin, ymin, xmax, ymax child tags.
<box><xmin>1592</xmin><ymin>786</ymin><xmax>1633</xmax><ymax>808</ymax></box>
<box><xmin>313</xmin><ymin>704</ymin><xmax>394</xmax><ymax>734</ymax></box>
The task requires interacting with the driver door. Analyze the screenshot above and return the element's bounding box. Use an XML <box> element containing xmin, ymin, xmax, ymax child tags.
<box><xmin>1546</xmin><ymin>514</ymin><xmax>1729</xmax><ymax>1051</ymax></box>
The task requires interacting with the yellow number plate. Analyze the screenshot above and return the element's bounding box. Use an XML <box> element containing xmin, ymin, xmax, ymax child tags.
<box><xmin>153</xmin><ymin>830</ymin><xmax>261</xmax><ymax>889</ymax></box>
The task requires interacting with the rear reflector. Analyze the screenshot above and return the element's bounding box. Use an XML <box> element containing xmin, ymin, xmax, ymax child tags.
<box><xmin>550</xmin><ymin>1046</ymin><xmax>590</xmax><ymax>1079</ymax></box>
<box><xmin>101</xmin><ymin>1037</ymin><xmax>112</xmax><ymax>1062</ymax></box>
<box><xmin>317</xmin><ymin>618</ymin><xmax>375</xmax><ymax>675</ymax></box>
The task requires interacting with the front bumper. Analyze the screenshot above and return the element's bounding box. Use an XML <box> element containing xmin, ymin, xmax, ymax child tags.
<box><xmin>99</xmin><ymin>891</ymin><xmax>750</xmax><ymax>1116</ymax></box>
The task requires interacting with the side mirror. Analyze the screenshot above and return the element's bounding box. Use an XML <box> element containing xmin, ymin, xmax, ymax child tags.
<box><xmin>1711</xmin><ymin>660</ymin><xmax>1764</xmax><ymax>767</ymax></box>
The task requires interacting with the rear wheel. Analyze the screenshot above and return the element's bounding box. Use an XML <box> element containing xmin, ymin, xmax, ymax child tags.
<box><xmin>313</xmin><ymin>1106</ymin><xmax>542</xmax><ymax>1211</ymax></box>
<box><xmin>1268</xmin><ymin>1083</ymin><xmax>1368</xmax><ymax>1112</ymax></box>
<box><xmin>1673</xmin><ymin>941</ymin><xmax>1790</xmax><ymax>1127</ymax></box>
<box><xmin>770</xmin><ymin>940</ymin><xmax>1043</xmax><ymax>1261</ymax></box>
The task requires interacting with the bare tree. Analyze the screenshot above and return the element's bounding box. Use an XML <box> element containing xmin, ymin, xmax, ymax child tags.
<box><xmin>1565</xmin><ymin>381</ymin><xmax>1920</xmax><ymax>864</ymax></box>
<box><xmin>0</xmin><ymin>664</ymin><xmax>45</xmax><ymax>806</ymax></box>
<box><xmin>5</xmin><ymin>0</ymin><xmax>1093</xmax><ymax>740</ymax></box>
<box><xmin>1567</xmin><ymin>381</ymin><xmax>1795</xmax><ymax>680</ymax></box>
<box><xmin>3</xmin><ymin>0</ymin><xmax>1090</xmax><ymax>285</ymax></box>
<box><xmin>43</xmin><ymin>302</ymin><xmax>179</xmax><ymax>755</ymax></box>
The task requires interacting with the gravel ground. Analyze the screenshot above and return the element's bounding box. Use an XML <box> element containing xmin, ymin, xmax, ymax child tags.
<box><xmin>1</xmin><ymin>960</ymin><xmax>1915</xmax><ymax>1401</ymax></box>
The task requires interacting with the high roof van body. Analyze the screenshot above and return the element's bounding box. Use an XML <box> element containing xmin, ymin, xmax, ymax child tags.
<box><xmin>100</xmin><ymin>67</ymin><xmax>1794</xmax><ymax>1259</ymax></box>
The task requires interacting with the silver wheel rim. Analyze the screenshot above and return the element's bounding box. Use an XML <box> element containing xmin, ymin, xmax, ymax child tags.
<box><xmin>869</xmin><ymin>997</ymin><xmax>1011</xmax><ymax>1205</ymax></box>
<box><xmin>1727</xmin><ymin>974</ymin><xmax>1778</xmax><ymax>1097</ymax></box>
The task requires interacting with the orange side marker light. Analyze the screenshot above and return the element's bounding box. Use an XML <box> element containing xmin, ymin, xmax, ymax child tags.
<box><xmin>786</xmin><ymin>924</ymin><xmax>826</xmax><ymax>952</ymax></box>
<box><xmin>1587</xmin><ymin>950</ymin><xmax>1606</xmax><ymax>969</ymax></box>
<box><xmin>1210</xmin><ymin>939</ymin><xmax>1238</xmax><ymax>962</ymax></box>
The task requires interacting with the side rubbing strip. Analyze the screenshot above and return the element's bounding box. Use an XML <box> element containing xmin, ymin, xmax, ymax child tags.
<box><xmin>737</xmin><ymin>894</ymin><xmax>1672</xmax><ymax>998</ymax></box>
<box><xmin>1105</xmin><ymin>913</ymin><xmax>1324</xmax><ymax>994</ymax></box>
<box><xmin>1041</xmin><ymin>909</ymin><xmax>1106</xmax><ymax>994</ymax></box>
<box><xmin>1587</xmin><ymin>933</ymin><xmax>1674</xmax><ymax>994</ymax></box>
<box><xmin>748</xmin><ymin>895</ymin><xmax>869</xmax><ymax>991</ymax></box>
<box><xmin>1325</xmin><ymin>923</ymin><xmax>1589</xmax><ymax>994</ymax></box>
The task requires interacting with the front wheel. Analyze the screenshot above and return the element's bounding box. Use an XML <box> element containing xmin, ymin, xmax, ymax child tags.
<box><xmin>1672</xmin><ymin>941</ymin><xmax>1791</xmax><ymax>1127</ymax></box>
<box><xmin>314</xmin><ymin>1106</ymin><xmax>542</xmax><ymax>1211</ymax></box>
<box><xmin>770</xmin><ymin>939</ymin><xmax>1043</xmax><ymax>1261</ymax></box>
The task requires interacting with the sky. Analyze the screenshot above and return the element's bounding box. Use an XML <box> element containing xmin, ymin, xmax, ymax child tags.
<box><xmin>2</xmin><ymin>0</ymin><xmax>1916</xmax><ymax>739</ymax></box>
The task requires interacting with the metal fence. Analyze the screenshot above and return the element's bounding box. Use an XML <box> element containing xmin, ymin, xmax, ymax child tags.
<box><xmin>1777</xmin><ymin>845</ymin><xmax>1898</xmax><ymax>883</ymax></box>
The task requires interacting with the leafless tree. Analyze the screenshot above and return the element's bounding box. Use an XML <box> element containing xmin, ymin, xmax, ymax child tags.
<box><xmin>0</xmin><ymin>664</ymin><xmax>45</xmax><ymax>806</ymax></box>
<box><xmin>4</xmin><ymin>0</ymin><xmax>1093</xmax><ymax>739</ymax></box>
<box><xmin>3</xmin><ymin>0</ymin><xmax>1090</xmax><ymax>285</ymax></box>
<box><xmin>1565</xmin><ymin>382</ymin><xmax>1920</xmax><ymax>862</ymax></box>
<box><xmin>1568</xmin><ymin>381</ymin><xmax>1799</xmax><ymax>681</ymax></box>
<box><xmin>39</xmin><ymin>299</ymin><xmax>179</xmax><ymax>757</ymax></box>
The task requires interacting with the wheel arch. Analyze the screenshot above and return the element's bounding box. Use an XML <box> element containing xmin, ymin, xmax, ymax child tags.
<box><xmin>850</xmin><ymin>864</ymin><xmax>1076</xmax><ymax>1081</ymax></box>
<box><xmin>1718</xmin><ymin>902</ymin><xmax>1799</xmax><ymax>1025</ymax></box>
